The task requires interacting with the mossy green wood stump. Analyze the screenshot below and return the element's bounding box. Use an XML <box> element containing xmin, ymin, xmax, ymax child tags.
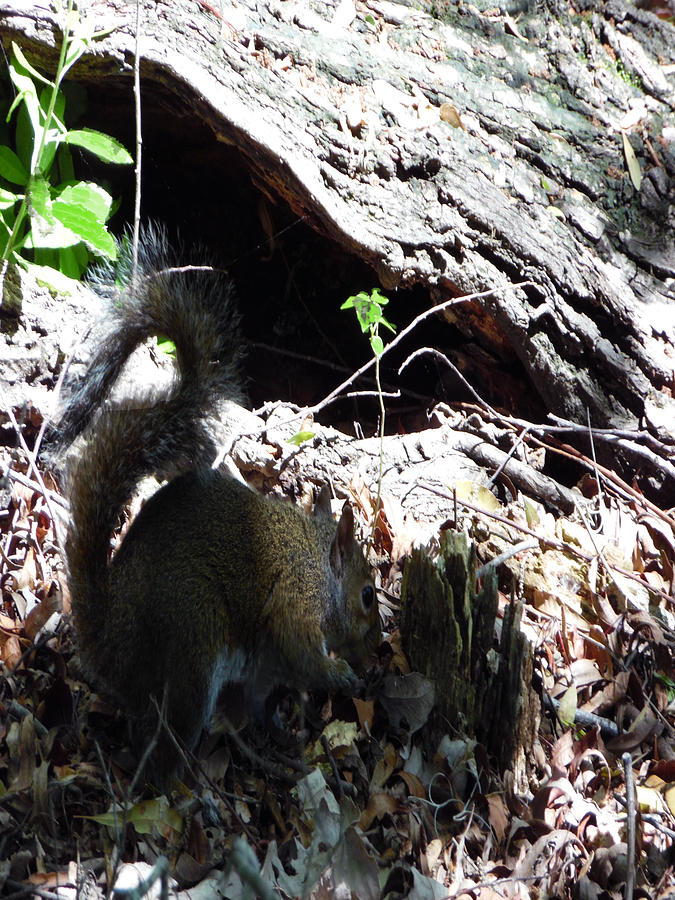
<box><xmin>400</xmin><ymin>530</ymin><xmax>538</xmax><ymax>774</ymax></box>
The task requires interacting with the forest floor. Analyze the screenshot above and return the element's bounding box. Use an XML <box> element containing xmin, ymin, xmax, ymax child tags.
<box><xmin>0</xmin><ymin>396</ymin><xmax>674</xmax><ymax>900</ymax></box>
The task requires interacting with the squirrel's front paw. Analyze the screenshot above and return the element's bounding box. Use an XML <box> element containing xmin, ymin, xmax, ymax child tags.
<box><xmin>329</xmin><ymin>658</ymin><xmax>363</xmax><ymax>695</ymax></box>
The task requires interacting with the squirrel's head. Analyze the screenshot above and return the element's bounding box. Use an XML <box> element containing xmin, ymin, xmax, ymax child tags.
<box><xmin>315</xmin><ymin>488</ymin><xmax>381</xmax><ymax>670</ymax></box>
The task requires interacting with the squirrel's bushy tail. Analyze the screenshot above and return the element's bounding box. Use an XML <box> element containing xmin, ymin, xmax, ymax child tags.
<box><xmin>60</xmin><ymin>224</ymin><xmax>244</xmax><ymax>658</ymax></box>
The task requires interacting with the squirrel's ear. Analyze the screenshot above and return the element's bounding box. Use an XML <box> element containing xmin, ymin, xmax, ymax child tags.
<box><xmin>335</xmin><ymin>500</ymin><xmax>354</xmax><ymax>555</ymax></box>
<box><xmin>330</xmin><ymin>502</ymin><xmax>356</xmax><ymax>574</ymax></box>
<box><xmin>314</xmin><ymin>484</ymin><xmax>333</xmax><ymax>518</ymax></box>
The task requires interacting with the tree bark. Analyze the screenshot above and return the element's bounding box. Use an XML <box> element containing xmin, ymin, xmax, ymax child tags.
<box><xmin>1</xmin><ymin>0</ymin><xmax>673</xmax><ymax>475</ymax></box>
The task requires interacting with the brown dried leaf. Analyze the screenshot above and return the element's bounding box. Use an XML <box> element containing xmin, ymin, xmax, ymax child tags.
<box><xmin>359</xmin><ymin>792</ymin><xmax>399</xmax><ymax>830</ymax></box>
<box><xmin>16</xmin><ymin>547</ymin><xmax>37</xmax><ymax>590</ymax></box>
<box><xmin>486</xmin><ymin>792</ymin><xmax>509</xmax><ymax>843</ymax></box>
<box><xmin>24</xmin><ymin>589</ymin><xmax>61</xmax><ymax>641</ymax></box>
<box><xmin>0</xmin><ymin>613</ymin><xmax>23</xmax><ymax>669</ymax></box>
<box><xmin>378</xmin><ymin>672</ymin><xmax>435</xmax><ymax>736</ymax></box>
<box><xmin>353</xmin><ymin>696</ymin><xmax>375</xmax><ymax>732</ymax></box>
<box><xmin>606</xmin><ymin>705</ymin><xmax>659</xmax><ymax>753</ymax></box>
<box><xmin>583</xmin><ymin>669</ymin><xmax>626</xmax><ymax>715</ymax></box>
<box><xmin>370</xmin><ymin>742</ymin><xmax>398</xmax><ymax>792</ymax></box>
<box><xmin>397</xmin><ymin>771</ymin><xmax>425</xmax><ymax>799</ymax></box>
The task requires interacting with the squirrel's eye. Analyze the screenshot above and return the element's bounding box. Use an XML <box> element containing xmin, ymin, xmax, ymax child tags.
<box><xmin>361</xmin><ymin>584</ymin><xmax>375</xmax><ymax>612</ymax></box>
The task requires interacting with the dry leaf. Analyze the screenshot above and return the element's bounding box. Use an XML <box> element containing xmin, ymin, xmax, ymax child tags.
<box><xmin>622</xmin><ymin>132</ymin><xmax>642</xmax><ymax>190</ymax></box>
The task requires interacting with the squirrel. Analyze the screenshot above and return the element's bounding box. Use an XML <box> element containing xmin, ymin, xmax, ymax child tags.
<box><xmin>55</xmin><ymin>225</ymin><xmax>381</xmax><ymax>784</ymax></box>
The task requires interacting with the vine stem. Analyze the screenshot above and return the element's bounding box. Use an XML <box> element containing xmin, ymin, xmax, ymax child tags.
<box><xmin>371</xmin><ymin>342</ymin><xmax>385</xmax><ymax>547</ymax></box>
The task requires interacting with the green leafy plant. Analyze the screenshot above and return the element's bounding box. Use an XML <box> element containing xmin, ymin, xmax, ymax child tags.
<box><xmin>341</xmin><ymin>288</ymin><xmax>396</xmax><ymax>537</ymax></box>
<box><xmin>0</xmin><ymin>0</ymin><xmax>132</xmax><ymax>289</ymax></box>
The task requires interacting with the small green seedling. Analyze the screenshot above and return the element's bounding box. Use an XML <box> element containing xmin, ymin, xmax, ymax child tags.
<box><xmin>341</xmin><ymin>288</ymin><xmax>395</xmax><ymax>359</ymax></box>
<box><xmin>341</xmin><ymin>288</ymin><xmax>396</xmax><ymax>544</ymax></box>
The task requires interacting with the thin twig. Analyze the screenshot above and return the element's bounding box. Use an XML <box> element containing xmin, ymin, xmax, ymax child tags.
<box><xmin>321</xmin><ymin>734</ymin><xmax>344</xmax><ymax>801</ymax></box>
<box><xmin>433</xmin><ymin>367</ymin><xmax>675</xmax><ymax>488</ymax></box>
<box><xmin>344</xmin><ymin>389</ymin><xmax>401</xmax><ymax>401</ymax></box>
<box><xmin>623</xmin><ymin>752</ymin><xmax>636</xmax><ymax>900</ymax></box>
<box><xmin>311</xmin><ymin>281</ymin><xmax>534</xmax><ymax>417</ymax></box>
<box><xmin>399</xmin><ymin>346</ymin><xmax>498</xmax><ymax>417</ymax></box>
<box><xmin>111</xmin><ymin>857</ymin><xmax>170</xmax><ymax>900</ymax></box>
<box><xmin>529</xmin><ymin>432</ymin><xmax>675</xmax><ymax>532</ymax></box>
<box><xmin>131</xmin><ymin>0</ymin><xmax>143</xmax><ymax>282</ymax></box>
<box><xmin>548</xmin><ymin>412</ymin><xmax>673</xmax><ymax>456</ymax></box>
<box><xmin>586</xmin><ymin>406</ymin><xmax>607</xmax><ymax>510</ymax></box>
<box><xmin>475</xmin><ymin>538</ymin><xmax>539</xmax><ymax>579</ymax></box>
<box><xmin>4</xmin><ymin>881</ymin><xmax>62</xmax><ymax>900</ymax></box>
<box><xmin>227</xmin><ymin>838</ymin><xmax>277</xmax><ymax>900</ymax></box>
<box><xmin>487</xmin><ymin>424</ymin><xmax>531</xmax><ymax>489</ymax></box>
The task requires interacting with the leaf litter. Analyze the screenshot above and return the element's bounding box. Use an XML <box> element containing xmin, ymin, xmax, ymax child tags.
<box><xmin>0</xmin><ymin>406</ymin><xmax>674</xmax><ymax>898</ymax></box>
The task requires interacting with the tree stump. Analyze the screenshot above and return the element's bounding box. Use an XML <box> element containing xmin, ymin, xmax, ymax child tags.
<box><xmin>401</xmin><ymin>530</ymin><xmax>540</xmax><ymax>783</ymax></box>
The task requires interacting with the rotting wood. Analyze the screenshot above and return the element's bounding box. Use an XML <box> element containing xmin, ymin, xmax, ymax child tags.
<box><xmin>400</xmin><ymin>529</ymin><xmax>539</xmax><ymax>787</ymax></box>
<box><xmin>0</xmin><ymin>0</ymin><xmax>673</xmax><ymax>498</ymax></box>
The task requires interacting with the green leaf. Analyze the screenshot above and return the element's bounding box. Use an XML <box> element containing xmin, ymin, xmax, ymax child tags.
<box><xmin>34</xmin><ymin>87</ymin><xmax>66</xmax><ymax>175</ymax></box>
<box><xmin>622</xmin><ymin>131</ymin><xmax>642</xmax><ymax>191</ymax></box>
<box><xmin>41</xmin><ymin>84</ymin><xmax>66</xmax><ymax>135</ymax></box>
<box><xmin>287</xmin><ymin>430</ymin><xmax>316</xmax><ymax>446</ymax></box>
<box><xmin>342</xmin><ymin>288</ymin><xmax>396</xmax><ymax>337</ymax></box>
<box><xmin>370</xmin><ymin>287</ymin><xmax>389</xmax><ymax>307</ymax></box>
<box><xmin>11</xmin><ymin>44</ymin><xmax>53</xmax><ymax>89</ymax></box>
<box><xmin>0</xmin><ymin>147</ymin><xmax>29</xmax><ymax>185</ymax></box>
<box><xmin>60</xmin><ymin>36</ymin><xmax>89</xmax><ymax>81</ymax></box>
<box><xmin>33</xmin><ymin>246</ymin><xmax>59</xmax><ymax>269</ymax></box>
<box><xmin>523</xmin><ymin>498</ymin><xmax>539</xmax><ymax>527</ymax></box>
<box><xmin>370</xmin><ymin>334</ymin><xmax>384</xmax><ymax>357</ymax></box>
<box><xmin>26</xmin><ymin>173</ymin><xmax>52</xmax><ymax>219</ymax></box>
<box><xmin>0</xmin><ymin>187</ymin><xmax>20</xmax><ymax>210</ymax></box>
<box><xmin>342</xmin><ymin>292</ymin><xmax>376</xmax><ymax>332</ymax></box>
<box><xmin>8</xmin><ymin>46</ymin><xmax>41</xmax><ymax>139</ymax></box>
<box><xmin>7</xmin><ymin>84</ymin><xmax>40</xmax><ymax>144</ymax></box>
<box><xmin>58</xmin><ymin>243</ymin><xmax>88</xmax><ymax>279</ymax></box>
<box><xmin>15</xmin><ymin>103</ymin><xmax>35</xmax><ymax>173</ymax></box>
<box><xmin>558</xmin><ymin>684</ymin><xmax>577</xmax><ymax>729</ymax></box>
<box><xmin>378</xmin><ymin>313</ymin><xmax>396</xmax><ymax>334</ymax></box>
<box><xmin>88</xmin><ymin>798</ymin><xmax>183</xmax><ymax>837</ymax></box>
<box><xmin>29</xmin><ymin>214</ymin><xmax>80</xmax><ymax>250</ymax></box>
<box><xmin>55</xmin><ymin>181</ymin><xmax>113</xmax><ymax>224</ymax></box>
<box><xmin>59</xmin><ymin>248</ymin><xmax>82</xmax><ymax>278</ymax></box>
<box><xmin>157</xmin><ymin>337</ymin><xmax>177</xmax><ymax>357</ymax></box>
<box><xmin>65</xmin><ymin>128</ymin><xmax>133</xmax><ymax>164</ymax></box>
<box><xmin>91</xmin><ymin>25</ymin><xmax>118</xmax><ymax>40</ymax></box>
<box><xmin>56</xmin><ymin>144</ymin><xmax>75</xmax><ymax>183</ymax></box>
<box><xmin>26</xmin><ymin>176</ymin><xmax>81</xmax><ymax>250</ymax></box>
<box><xmin>51</xmin><ymin>200</ymin><xmax>117</xmax><ymax>257</ymax></box>
<box><xmin>36</xmin><ymin>130</ymin><xmax>62</xmax><ymax>178</ymax></box>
